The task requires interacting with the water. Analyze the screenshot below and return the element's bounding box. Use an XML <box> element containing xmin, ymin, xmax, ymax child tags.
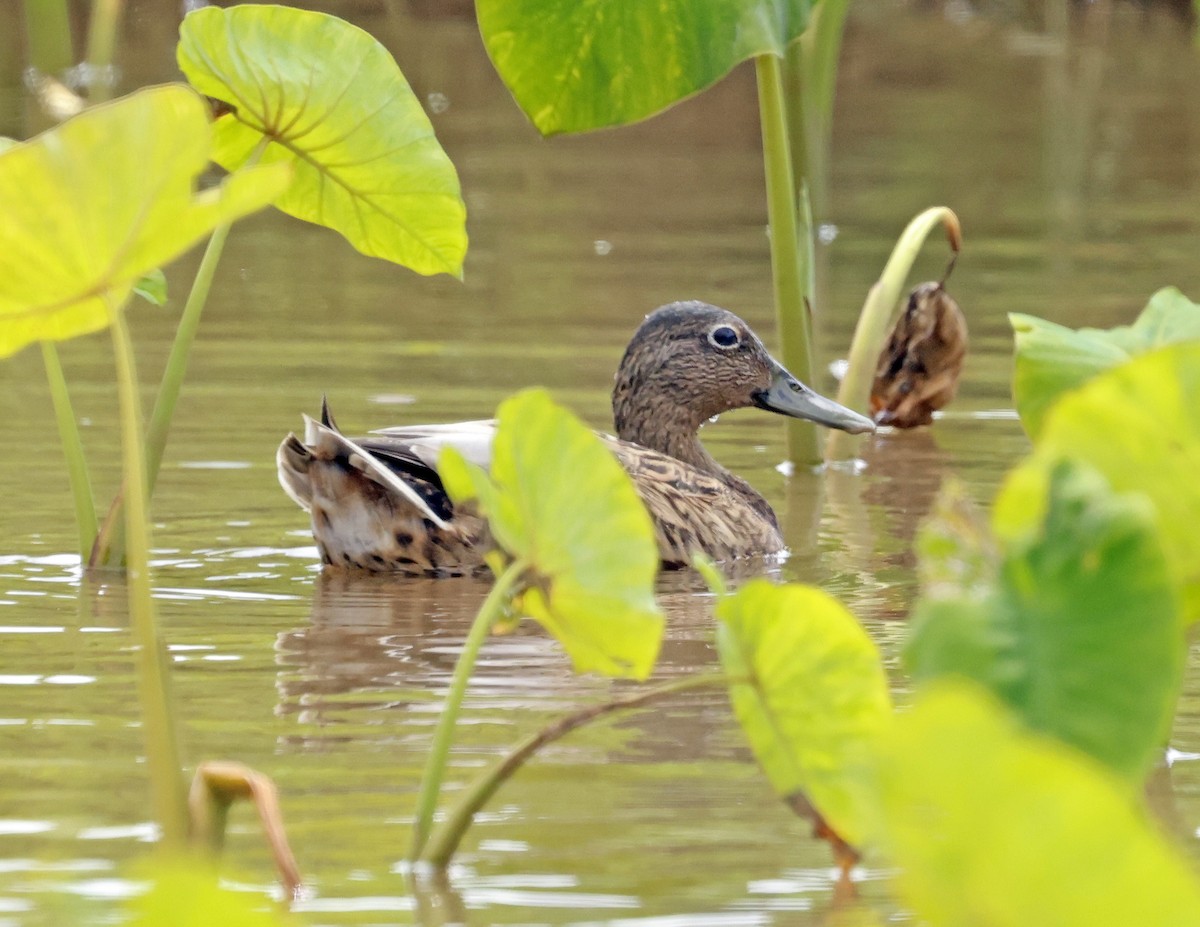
<box><xmin>2</xmin><ymin>1</ymin><xmax>1200</xmax><ymax>923</ymax></box>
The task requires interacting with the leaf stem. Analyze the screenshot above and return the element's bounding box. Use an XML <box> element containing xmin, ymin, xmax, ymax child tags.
<box><xmin>421</xmin><ymin>671</ymin><xmax>731</xmax><ymax>868</ymax></box>
<box><xmin>109</xmin><ymin>302</ymin><xmax>188</xmax><ymax>848</ymax></box>
<box><xmin>756</xmin><ymin>53</ymin><xmax>819</xmax><ymax>466</ymax></box>
<box><xmin>21</xmin><ymin>0</ymin><xmax>74</xmax><ymax>78</ymax></box>
<box><xmin>83</xmin><ymin>0</ymin><xmax>124</xmax><ymax>104</ymax></box>
<box><xmin>40</xmin><ymin>342</ymin><xmax>97</xmax><ymax>561</ymax></box>
<box><xmin>408</xmin><ymin>558</ymin><xmax>529</xmax><ymax>861</ymax></box>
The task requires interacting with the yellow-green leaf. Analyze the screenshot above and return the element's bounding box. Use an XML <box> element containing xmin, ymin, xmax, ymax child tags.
<box><xmin>1011</xmin><ymin>287</ymin><xmax>1200</xmax><ymax>438</ymax></box>
<box><xmin>441</xmin><ymin>389</ymin><xmax>664</xmax><ymax>679</ymax></box>
<box><xmin>878</xmin><ymin>682</ymin><xmax>1200</xmax><ymax>927</ymax></box>
<box><xmin>127</xmin><ymin>860</ymin><xmax>291</xmax><ymax>926</ymax></box>
<box><xmin>0</xmin><ymin>85</ymin><xmax>288</xmax><ymax>359</ymax></box>
<box><xmin>178</xmin><ymin>5</ymin><xmax>466</xmax><ymax>277</ymax></box>
<box><xmin>907</xmin><ymin>460</ymin><xmax>1183</xmax><ymax>784</ymax></box>
<box><xmin>1031</xmin><ymin>341</ymin><xmax>1200</xmax><ymax>624</ymax></box>
<box><xmin>716</xmin><ymin>580</ymin><xmax>892</xmax><ymax>847</ymax></box>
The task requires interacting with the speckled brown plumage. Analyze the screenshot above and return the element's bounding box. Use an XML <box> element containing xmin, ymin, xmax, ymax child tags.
<box><xmin>278</xmin><ymin>301</ymin><xmax>874</xmax><ymax>574</ymax></box>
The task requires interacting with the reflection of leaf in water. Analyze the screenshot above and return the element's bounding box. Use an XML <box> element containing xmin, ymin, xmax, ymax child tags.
<box><xmin>870</xmin><ymin>281</ymin><xmax>967</xmax><ymax>428</ymax></box>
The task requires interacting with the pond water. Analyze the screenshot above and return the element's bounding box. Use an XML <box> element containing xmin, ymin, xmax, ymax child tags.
<box><xmin>2</xmin><ymin>1</ymin><xmax>1200</xmax><ymax>923</ymax></box>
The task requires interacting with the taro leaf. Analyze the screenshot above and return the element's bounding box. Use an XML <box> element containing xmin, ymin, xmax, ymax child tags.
<box><xmin>133</xmin><ymin>270</ymin><xmax>168</xmax><ymax>307</ymax></box>
<box><xmin>127</xmin><ymin>860</ymin><xmax>290</xmax><ymax>926</ymax></box>
<box><xmin>439</xmin><ymin>388</ymin><xmax>664</xmax><ymax>679</ymax></box>
<box><xmin>0</xmin><ymin>138</ymin><xmax>15</xmax><ymax>153</ymax></box>
<box><xmin>1011</xmin><ymin>286</ymin><xmax>1200</xmax><ymax>438</ymax></box>
<box><xmin>477</xmin><ymin>0</ymin><xmax>812</xmax><ymax>136</ymax></box>
<box><xmin>0</xmin><ymin>85</ymin><xmax>289</xmax><ymax>360</ymax></box>
<box><xmin>177</xmin><ymin>5</ymin><xmax>467</xmax><ymax>277</ymax></box>
<box><xmin>1028</xmin><ymin>341</ymin><xmax>1200</xmax><ymax>625</ymax></box>
<box><xmin>716</xmin><ymin>579</ymin><xmax>892</xmax><ymax>848</ymax></box>
<box><xmin>878</xmin><ymin>681</ymin><xmax>1200</xmax><ymax>927</ymax></box>
<box><xmin>907</xmin><ymin>459</ymin><xmax>1182</xmax><ymax>784</ymax></box>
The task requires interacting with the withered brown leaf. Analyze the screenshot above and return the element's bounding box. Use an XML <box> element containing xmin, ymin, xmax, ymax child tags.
<box><xmin>869</xmin><ymin>282</ymin><xmax>968</xmax><ymax>428</ymax></box>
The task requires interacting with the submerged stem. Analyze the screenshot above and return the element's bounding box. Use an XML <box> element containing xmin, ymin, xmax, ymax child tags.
<box><xmin>40</xmin><ymin>342</ymin><xmax>97</xmax><ymax>561</ymax></box>
<box><xmin>109</xmin><ymin>303</ymin><xmax>188</xmax><ymax>848</ymax></box>
<box><xmin>756</xmin><ymin>53</ymin><xmax>819</xmax><ymax>466</ymax></box>
<box><xmin>408</xmin><ymin>559</ymin><xmax>528</xmax><ymax>862</ymax></box>
<box><xmin>421</xmin><ymin>671</ymin><xmax>731</xmax><ymax>868</ymax></box>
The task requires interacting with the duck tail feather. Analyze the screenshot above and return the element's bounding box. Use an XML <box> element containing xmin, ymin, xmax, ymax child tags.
<box><xmin>319</xmin><ymin>395</ymin><xmax>339</xmax><ymax>431</ymax></box>
<box><xmin>301</xmin><ymin>415</ymin><xmax>450</xmax><ymax>530</ymax></box>
<box><xmin>276</xmin><ymin>433</ymin><xmax>314</xmax><ymax>513</ymax></box>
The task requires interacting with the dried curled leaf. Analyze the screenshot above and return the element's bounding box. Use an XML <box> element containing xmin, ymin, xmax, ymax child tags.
<box><xmin>870</xmin><ymin>282</ymin><xmax>968</xmax><ymax>428</ymax></box>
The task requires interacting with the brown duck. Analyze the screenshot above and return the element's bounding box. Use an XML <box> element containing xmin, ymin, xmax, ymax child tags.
<box><xmin>278</xmin><ymin>301</ymin><xmax>875</xmax><ymax>574</ymax></box>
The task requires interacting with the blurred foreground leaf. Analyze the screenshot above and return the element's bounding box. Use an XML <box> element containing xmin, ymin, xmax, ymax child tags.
<box><xmin>477</xmin><ymin>0</ymin><xmax>812</xmax><ymax>135</ymax></box>
<box><xmin>178</xmin><ymin>5</ymin><xmax>467</xmax><ymax>277</ymax></box>
<box><xmin>440</xmin><ymin>389</ymin><xmax>664</xmax><ymax>679</ymax></box>
<box><xmin>1029</xmin><ymin>341</ymin><xmax>1200</xmax><ymax>624</ymax></box>
<box><xmin>0</xmin><ymin>85</ymin><xmax>288</xmax><ymax>359</ymax></box>
<box><xmin>878</xmin><ymin>682</ymin><xmax>1200</xmax><ymax>927</ymax></box>
<box><xmin>1011</xmin><ymin>287</ymin><xmax>1200</xmax><ymax>438</ymax></box>
<box><xmin>908</xmin><ymin>461</ymin><xmax>1182</xmax><ymax>784</ymax></box>
<box><xmin>127</xmin><ymin>860</ymin><xmax>290</xmax><ymax>927</ymax></box>
<box><xmin>716</xmin><ymin>580</ymin><xmax>891</xmax><ymax>848</ymax></box>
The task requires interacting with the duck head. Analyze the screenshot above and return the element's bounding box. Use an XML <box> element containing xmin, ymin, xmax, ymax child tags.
<box><xmin>613</xmin><ymin>301</ymin><xmax>874</xmax><ymax>462</ymax></box>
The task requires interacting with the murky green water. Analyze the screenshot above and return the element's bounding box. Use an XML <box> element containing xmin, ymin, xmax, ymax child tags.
<box><xmin>2</xmin><ymin>2</ymin><xmax>1200</xmax><ymax>923</ymax></box>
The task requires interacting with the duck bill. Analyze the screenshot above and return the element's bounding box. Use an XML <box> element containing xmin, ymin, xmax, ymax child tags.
<box><xmin>752</xmin><ymin>362</ymin><xmax>876</xmax><ymax>435</ymax></box>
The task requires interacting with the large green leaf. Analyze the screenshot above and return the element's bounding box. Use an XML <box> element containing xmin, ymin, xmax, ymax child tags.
<box><xmin>716</xmin><ymin>579</ymin><xmax>892</xmax><ymax>847</ymax></box>
<box><xmin>907</xmin><ymin>460</ymin><xmax>1182</xmax><ymax>784</ymax></box>
<box><xmin>178</xmin><ymin>4</ymin><xmax>466</xmax><ymax>277</ymax></box>
<box><xmin>0</xmin><ymin>85</ymin><xmax>288</xmax><ymax>360</ymax></box>
<box><xmin>439</xmin><ymin>389</ymin><xmax>664</xmax><ymax>679</ymax></box>
<box><xmin>127</xmin><ymin>860</ymin><xmax>290</xmax><ymax>926</ymax></box>
<box><xmin>1029</xmin><ymin>341</ymin><xmax>1200</xmax><ymax>625</ymax></box>
<box><xmin>1011</xmin><ymin>287</ymin><xmax>1200</xmax><ymax>438</ymax></box>
<box><xmin>878</xmin><ymin>681</ymin><xmax>1200</xmax><ymax>927</ymax></box>
<box><xmin>477</xmin><ymin>0</ymin><xmax>812</xmax><ymax>136</ymax></box>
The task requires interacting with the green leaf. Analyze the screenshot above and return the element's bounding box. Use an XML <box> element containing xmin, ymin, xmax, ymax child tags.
<box><xmin>907</xmin><ymin>459</ymin><xmax>1182</xmax><ymax>783</ymax></box>
<box><xmin>1011</xmin><ymin>287</ymin><xmax>1200</xmax><ymax>438</ymax></box>
<box><xmin>440</xmin><ymin>388</ymin><xmax>664</xmax><ymax>679</ymax></box>
<box><xmin>133</xmin><ymin>269</ymin><xmax>168</xmax><ymax>307</ymax></box>
<box><xmin>127</xmin><ymin>859</ymin><xmax>290</xmax><ymax>926</ymax></box>
<box><xmin>178</xmin><ymin>5</ymin><xmax>467</xmax><ymax>277</ymax></box>
<box><xmin>477</xmin><ymin>0</ymin><xmax>813</xmax><ymax>136</ymax></box>
<box><xmin>0</xmin><ymin>85</ymin><xmax>288</xmax><ymax>360</ymax></box>
<box><xmin>1031</xmin><ymin>341</ymin><xmax>1200</xmax><ymax>625</ymax></box>
<box><xmin>878</xmin><ymin>681</ymin><xmax>1200</xmax><ymax>927</ymax></box>
<box><xmin>716</xmin><ymin>579</ymin><xmax>892</xmax><ymax>847</ymax></box>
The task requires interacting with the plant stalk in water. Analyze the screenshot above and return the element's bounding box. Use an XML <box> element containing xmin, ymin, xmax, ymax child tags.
<box><xmin>421</xmin><ymin>671</ymin><xmax>735</xmax><ymax>868</ymax></box>
<box><xmin>756</xmin><ymin>53</ymin><xmax>819</xmax><ymax>466</ymax></box>
<box><xmin>41</xmin><ymin>342</ymin><xmax>97</xmax><ymax>561</ymax></box>
<box><xmin>109</xmin><ymin>300</ymin><xmax>189</xmax><ymax>848</ymax></box>
<box><xmin>408</xmin><ymin>558</ymin><xmax>529</xmax><ymax>861</ymax></box>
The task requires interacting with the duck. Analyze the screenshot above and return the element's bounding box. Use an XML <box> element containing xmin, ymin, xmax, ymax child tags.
<box><xmin>277</xmin><ymin>300</ymin><xmax>875</xmax><ymax>574</ymax></box>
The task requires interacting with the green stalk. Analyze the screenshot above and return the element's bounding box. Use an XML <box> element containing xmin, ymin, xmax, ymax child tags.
<box><xmin>756</xmin><ymin>53</ymin><xmax>819</xmax><ymax>466</ymax></box>
<box><xmin>421</xmin><ymin>671</ymin><xmax>731</xmax><ymax>868</ymax></box>
<box><xmin>825</xmin><ymin>207</ymin><xmax>961</xmax><ymax>462</ymax></box>
<box><xmin>41</xmin><ymin>342</ymin><xmax>97</xmax><ymax>561</ymax></box>
<box><xmin>109</xmin><ymin>301</ymin><xmax>188</xmax><ymax>849</ymax></box>
<box><xmin>408</xmin><ymin>559</ymin><xmax>528</xmax><ymax>861</ymax></box>
<box><xmin>84</xmin><ymin>0</ymin><xmax>125</xmax><ymax>104</ymax></box>
<box><xmin>786</xmin><ymin>0</ymin><xmax>850</xmax><ymax>223</ymax></box>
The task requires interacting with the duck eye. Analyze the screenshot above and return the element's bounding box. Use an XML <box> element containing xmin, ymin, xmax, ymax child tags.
<box><xmin>708</xmin><ymin>325</ymin><xmax>740</xmax><ymax>349</ymax></box>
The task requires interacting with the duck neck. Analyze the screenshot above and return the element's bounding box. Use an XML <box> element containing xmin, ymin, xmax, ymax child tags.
<box><xmin>613</xmin><ymin>387</ymin><xmax>727</xmax><ymax>477</ymax></box>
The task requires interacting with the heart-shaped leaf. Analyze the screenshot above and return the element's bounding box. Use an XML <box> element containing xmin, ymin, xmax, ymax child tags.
<box><xmin>716</xmin><ymin>579</ymin><xmax>892</xmax><ymax>848</ymax></box>
<box><xmin>178</xmin><ymin>4</ymin><xmax>466</xmax><ymax>277</ymax></box>
<box><xmin>1011</xmin><ymin>287</ymin><xmax>1200</xmax><ymax>438</ymax></box>
<box><xmin>1030</xmin><ymin>341</ymin><xmax>1200</xmax><ymax>625</ymax></box>
<box><xmin>477</xmin><ymin>0</ymin><xmax>813</xmax><ymax>135</ymax></box>
<box><xmin>907</xmin><ymin>459</ymin><xmax>1183</xmax><ymax>784</ymax></box>
<box><xmin>878</xmin><ymin>682</ymin><xmax>1200</xmax><ymax>927</ymax></box>
<box><xmin>439</xmin><ymin>388</ymin><xmax>664</xmax><ymax>679</ymax></box>
<box><xmin>0</xmin><ymin>85</ymin><xmax>288</xmax><ymax>359</ymax></box>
